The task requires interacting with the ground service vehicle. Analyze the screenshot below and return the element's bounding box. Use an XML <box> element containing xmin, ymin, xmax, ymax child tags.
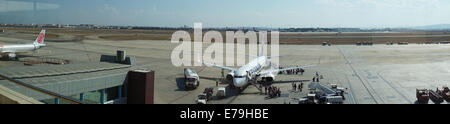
<box><xmin>416</xmin><ymin>88</ymin><xmax>429</xmax><ymax>104</ymax></box>
<box><xmin>217</xmin><ymin>87</ymin><xmax>226</xmax><ymax>99</ymax></box>
<box><xmin>184</xmin><ymin>68</ymin><xmax>199</xmax><ymax>90</ymax></box>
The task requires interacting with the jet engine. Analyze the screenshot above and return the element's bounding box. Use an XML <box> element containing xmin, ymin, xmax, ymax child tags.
<box><xmin>226</xmin><ymin>72</ymin><xmax>234</xmax><ymax>81</ymax></box>
<box><xmin>261</xmin><ymin>74</ymin><xmax>275</xmax><ymax>82</ymax></box>
<box><xmin>6</xmin><ymin>53</ymin><xmax>17</xmax><ymax>60</ymax></box>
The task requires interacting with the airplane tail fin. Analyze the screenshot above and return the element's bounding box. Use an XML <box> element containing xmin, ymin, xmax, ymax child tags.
<box><xmin>34</xmin><ymin>30</ymin><xmax>46</xmax><ymax>45</ymax></box>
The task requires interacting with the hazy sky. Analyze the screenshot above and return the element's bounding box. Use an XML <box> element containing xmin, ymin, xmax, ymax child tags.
<box><xmin>0</xmin><ymin>0</ymin><xmax>449</xmax><ymax>28</ymax></box>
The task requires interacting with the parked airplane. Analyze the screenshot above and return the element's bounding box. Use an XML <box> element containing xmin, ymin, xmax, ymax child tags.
<box><xmin>202</xmin><ymin>47</ymin><xmax>317</xmax><ymax>91</ymax></box>
<box><xmin>0</xmin><ymin>30</ymin><xmax>46</xmax><ymax>60</ymax></box>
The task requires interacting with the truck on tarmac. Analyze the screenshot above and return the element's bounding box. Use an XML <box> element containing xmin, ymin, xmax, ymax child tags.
<box><xmin>416</xmin><ymin>88</ymin><xmax>429</xmax><ymax>104</ymax></box>
<box><xmin>184</xmin><ymin>68</ymin><xmax>199</xmax><ymax>90</ymax></box>
<box><xmin>196</xmin><ymin>87</ymin><xmax>214</xmax><ymax>104</ymax></box>
<box><xmin>216</xmin><ymin>87</ymin><xmax>226</xmax><ymax>99</ymax></box>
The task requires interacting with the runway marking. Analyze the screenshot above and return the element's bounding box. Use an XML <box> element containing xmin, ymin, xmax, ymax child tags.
<box><xmin>343</xmin><ymin>75</ymin><xmax>358</xmax><ymax>104</ymax></box>
<box><xmin>342</xmin><ymin>46</ymin><xmax>412</xmax><ymax>104</ymax></box>
<box><xmin>349</xmin><ymin>49</ymin><xmax>387</xmax><ymax>104</ymax></box>
<box><xmin>168</xmin><ymin>90</ymin><xmax>195</xmax><ymax>104</ymax></box>
<box><xmin>337</xmin><ymin>47</ymin><xmax>381</xmax><ymax>104</ymax></box>
<box><xmin>354</xmin><ymin>51</ymin><xmax>412</xmax><ymax>104</ymax></box>
<box><xmin>377</xmin><ymin>71</ymin><xmax>413</xmax><ymax>104</ymax></box>
<box><xmin>325</xmin><ymin>48</ymin><xmax>358</xmax><ymax>104</ymax></box>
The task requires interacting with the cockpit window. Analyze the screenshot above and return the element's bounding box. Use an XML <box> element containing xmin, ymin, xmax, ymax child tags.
<box><xmin>234</xmin><ymin>75</ymin><xmax>245</xmax><ymax>78</ymax></box>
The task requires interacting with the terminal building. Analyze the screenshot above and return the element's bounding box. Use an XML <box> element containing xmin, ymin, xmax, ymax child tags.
<box><xmin>0</xmin><ymin>51</ymin><xmax>154</xmax><ymax>104</ymax></box>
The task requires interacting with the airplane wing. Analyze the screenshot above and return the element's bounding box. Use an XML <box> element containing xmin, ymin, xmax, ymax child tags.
<box><xmin>257</xmin><ymin>64</ymin><xmax>317</xmax><ymax>75</ymax></box>
<box><xmin>202</xmin><ymin>61</ymin><xmax>238</xmax><ymax>72</ymax></box>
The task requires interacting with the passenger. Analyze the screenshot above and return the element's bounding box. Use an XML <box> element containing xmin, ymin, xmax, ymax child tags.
<box><xmin>292</xmin><ymin>82</ymin><xmax>295</xmax><ymax>91</ymax></box>
<box><xmin>293</xmin><ymin>83</ymin><xmax>297</xmax><ymax>92</ymax></box>
<box><xmin>268</xmin><ymin>86</ymin><xmax>272</xmax><ymax>95</ymax></box>
<box><xmin>299</xmin><ymin>86</ymin><xmax>302</xmax><ymax>92</ymax></box>
<box><xmin>299</xmin><ymin>82</ymin><xmax>303</xmax><ymax>92</ymax></box>
<box><xmin>265</xmin><ymin>86</ymin><xmax>268</xmax><ymax>95</ymax></box>
<box><xmin>277</xmin><ymin>88</ymin><xmax>281</xmax><ymax>97</ymax></box>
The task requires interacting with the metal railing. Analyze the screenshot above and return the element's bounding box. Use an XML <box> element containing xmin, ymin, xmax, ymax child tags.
<box><xmin>0</xmin><ymin>73</ymin><xmax>86</xmax><ymax>104</ymax></box>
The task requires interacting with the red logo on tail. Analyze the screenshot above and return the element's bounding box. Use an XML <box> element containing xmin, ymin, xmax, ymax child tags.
<box><xmin>37</xmin><ymin>33</ymin><xmax>44</xmax><ymax>43</ymax></box>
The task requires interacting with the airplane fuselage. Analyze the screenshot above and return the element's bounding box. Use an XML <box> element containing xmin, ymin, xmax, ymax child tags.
<box><xmin>0</xmin><ymin>44</ymin><xmax>44</xmax><ymax>53</ymax></box>
<box><xmin>0</xmin><ymin>29</ymin><xmax>46</xmax><ymax>60</ymax></box>
<box><xmin>232</xmin><ymin>56</ymin><xmax>267</xmax><ymax>87</ymax></box>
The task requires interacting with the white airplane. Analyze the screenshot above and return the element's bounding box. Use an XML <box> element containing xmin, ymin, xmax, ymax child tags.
<box><xmin>0</xmin><ymin>30</ymin><xmax>46</xmax><ymax>60</ymax></box>
<box><xmin>202</xmin><ymin>47</ymin><xmax>317</xmax><ymax>90</ymax></box>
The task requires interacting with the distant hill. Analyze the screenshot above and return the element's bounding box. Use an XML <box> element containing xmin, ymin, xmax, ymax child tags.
<box><xmin>412</xmin><ymin>24</ymin><xmax>450</xmax><ymax>30</ymax></box>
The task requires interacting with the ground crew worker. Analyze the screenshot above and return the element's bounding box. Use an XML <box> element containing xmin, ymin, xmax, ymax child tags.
<box><xmin>299</xmin><ymin>82</ymin><xmax>303</xmax><ymax>92</ymax></box>
<box><xmin>265</xmin><ymin>86</ymin><xmax>268</xmax><ymax>95</ymax></box>
<box><xmin>259</xmin><ymin>84</ymin><xmax>263</xmax><ymax>94</ymax></box>
<box><xmin>293</xmin><ymin>83</ymin><xmax>297</xmax><ymax>92</ymax></box>
<box><xmin>268</xmin><ymin>86</ymin><xmax>272</xmax><ymax>96</ymax></box>
<box><xmin>292</xmin><ymin>82</ymin><xmax>295</xmax><ymax>91</ymax></box>
<box><xmin>221</xmin><ymin>69</ymin><xmax>224</xmax><ymax>78</ymax></box>
<box><xmin>216</xmin><ymin>81</ymin><xmax>219</xmax><ymax>87</ymax></box>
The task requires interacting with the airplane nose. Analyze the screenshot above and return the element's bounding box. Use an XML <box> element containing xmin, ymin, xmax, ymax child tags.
<box><xmin>233</xmin><ymin>78</ymin><xmax>246</xmax><ymax>87</ymax></box>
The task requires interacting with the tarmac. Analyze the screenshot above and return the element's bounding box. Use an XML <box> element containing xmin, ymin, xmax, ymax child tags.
<box><xmin>0</xmin><ymin>31</ymin><xmax>449</xmax><ymax>104</ymax></box>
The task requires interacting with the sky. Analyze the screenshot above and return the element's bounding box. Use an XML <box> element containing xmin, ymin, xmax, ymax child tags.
<box><xmin>0</xmin><ymin>0</ymin><xmax>449</xmax><ymax>28</ymax></box>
